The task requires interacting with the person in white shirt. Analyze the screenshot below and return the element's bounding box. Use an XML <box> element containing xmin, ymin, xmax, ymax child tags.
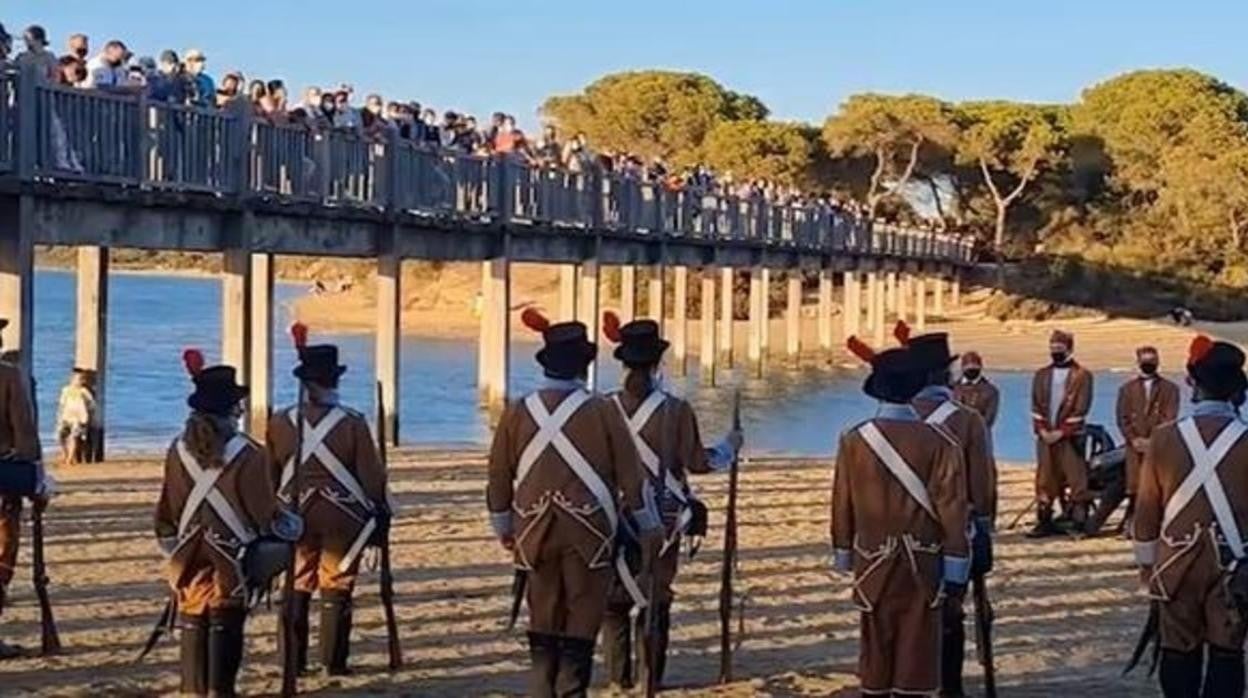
<box><xmin>84</xmin><ymin>40</ymin><xmax>130</xmax><ymax>91</ymax></box>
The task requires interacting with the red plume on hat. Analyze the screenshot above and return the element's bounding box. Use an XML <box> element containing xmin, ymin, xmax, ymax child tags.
<box><xmin>1189</xmin><ymin>334</ymin><xmax>1215</xmax><ymax>365</ymax></box>
<box><xmin>603</xmin><ymin>311</ymin><xmax>622</xmax><ymax>343</ymax></box>
<box><xmin>521</xmin><ymin>308</ymin><xmax>550</xmax><ymax>334</ymax></box>
<box><xmin>290</xmin><ymin>322</ymin><xmax>309</xmax><ymax>349</ymax></box>
<box><xmin>893</xmin><ymin>320</ymin><xmax>912</xmax><ymax>346</ymax></box>
<box><xmin>846</xmin><ymin>336</ymin><xmax>876</xmax><ymax>363</ymax></box>
<box><xmin>182</xmin><ymin>348</ymin><xmax>205</xmax><ymax>377</ymax></box>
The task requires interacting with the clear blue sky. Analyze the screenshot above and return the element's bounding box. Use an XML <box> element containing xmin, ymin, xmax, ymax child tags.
<box><xmin>7</xmin><ymin>0</ymin><xmax>1248</xmax><ymax>130</ymax></box>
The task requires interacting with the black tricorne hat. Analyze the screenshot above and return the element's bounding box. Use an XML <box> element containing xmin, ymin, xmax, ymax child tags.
<box><xmin>1187</xmin><ymin>336</ymin><xmax>1248</xmax><ymax>399</ymax></box>
<box><xmin>612</xmin><ymin>319</ymin><xmax>670</xmax><ymax>366</ymax></box>
<box><xmin>294</xmin><ymin>344</ymin><xmax>348</xmax><ymax>383</ymax></box>
<box><xmin>907</xmin><ymin>332</ymin><xmax>959</xmax><ymax>373</ymax></box>
<box><xmin>863</xmin><ymin>347</ymin><xmax>928</xmax><ymax>404</ymax></box>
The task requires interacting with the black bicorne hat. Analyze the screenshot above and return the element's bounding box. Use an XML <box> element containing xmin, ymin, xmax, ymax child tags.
<box><xmin>907</xmin><ymin>332</ymin><xmax>959</xmax><ymax>373</ymax></box>
<box><xmin>863</xmin><ymin>347</ymin><xmax>928</xmax><ymax>404</ymax></box>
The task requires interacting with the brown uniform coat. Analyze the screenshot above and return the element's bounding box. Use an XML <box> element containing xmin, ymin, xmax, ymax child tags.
<box><xmin>487</xmin><ymin>385</ymin><xmax>646</xmax><ymax>639</ymax></box>
<box><xmin>154</xmin><ymin>433</ymin><xmax>280</xmax><ymax>615</ymax></box>
<box><xmin>1032</xmin><ymin>362</ymin><xmax>1095</xmax><ymax>503</ymax></box>
<box><xmin>1135</xmin><ymin>408</ymin><xmax>1248</xmax><ymax>652</ymax></box>
<box><xmin>1117</xmin><ymin>375</ymin><xmax>1181</xmax><ymax>496</ymax></box>
<box><xmin>914</xmin><ymin>391</ymin><xmax>997</xmax><ymax>523</ymax></box>
<box><xmin>831</xmin><ymin>414</ymin><xmax>969</xmax><ymax>695</ymax></box>
<box><xmin>0</xmin><ymin>362</ymin><xmax>39</xmax><ymax>597</ymax></box>
<box><xmin>267</xmin><ymin>403</ymin><xmax>386</xmax><ymax>593</ymax></box>
<box><xmin>954</xmin><ymin>377</ymin><xmax>1000</xmax><ymax>428</ymax></box>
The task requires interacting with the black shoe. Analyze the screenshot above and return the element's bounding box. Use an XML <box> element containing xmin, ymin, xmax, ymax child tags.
<box><xmin>527</xmin><ymin>632</ymin><xmax>560</xmax><ymax>698</ymax></box>
<box><xmin>1203</xmin><ymin>645</ymin><xmax>1245</xmax><ymax>698</ymax></box>
<box><xmin>556</xmin><ymin>636</ymin><xmax>596</xmax><ymax>697</ymax></box>
<box><xmin>278</xmin><ymin>591</ymin><xmax>312</xmax><ymax>675</ymax></box>
<box><xmin>636</xmin><ymin>602</ymin><xmax>672</xmax><ymax>691</ymax></box>
<box><xmin>207</xmin><ymin>607</ymin><xmax>245</xmax><ymax>698</ymax></box>
<box><xmin>179</xmin><ymin>613</ymin><xmax>209</xmax><ymax>697</ymax></box>
<box><xmin>600</xmin><ymin>603</ymin><xmax>634</xmax><ymax>689</ymax></box>
<box><xmin>1026</xmin><ymin>506</ymin><xmax>1061</xmax><ymax>539</ymax></box>
<box><xmin>1159</xmin><ymin>647</ymin><xmax>1203</xmax><ymax>698</ymax></box>
<box><xmin>320</xmin><ymin>589</ymin><xmax>353</xmax><ymax>677</ymax></box>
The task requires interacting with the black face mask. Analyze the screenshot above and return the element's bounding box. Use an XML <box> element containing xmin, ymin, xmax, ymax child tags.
<box><xmin>1051</xmin><ymin>352</ymin><xmax>1070</xmax><ymax>366</ymax></box>
<box><xmin>1140</xmin><ymin>362</ymin><xmax>1159</xmax><ymax>376</ymax></box>
<box><xmin>963</xmin><ymin>368</ymin><xmax>982</xmax><ymax>381</ymax></box>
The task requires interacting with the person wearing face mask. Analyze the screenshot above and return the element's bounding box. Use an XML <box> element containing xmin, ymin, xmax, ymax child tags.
<box><xmin>266</xmin><ymin>327</ymin><xmax>388</xmax><ymax>677</ymax></box>
<box><xmin>155</xmin><ymin>350</ymin><xmax>288</xmax><ymax>696</ymax></box>
<box><xmin>596</xmin><ymin>313</ymin><xmax>744</xmax><ymax>691</ymax></box>
<box><xmin>1028</xmin><ymin>330</ymin><xmax>1095</xmax><ymax>538</ymax></box>
<box><xmin>1116</xmin><ymin>346</ymin><xmax>1180</xmax><ymax>535</ymax></box>
<box><xmin>954</xmin><ymin>351</ymin><xmax>999</xmax><ymax>428</ymax></box>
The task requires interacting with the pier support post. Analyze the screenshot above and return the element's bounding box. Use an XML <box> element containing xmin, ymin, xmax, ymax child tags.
<box><xmin>786</xmin><ymin>273</ymin><xmax>802</xmax><ymax>368</ymax></box>
<box><xmin>841</xmin><ymin>270</ymin><xmax>861</xmax><ymax>358</ymax></box>
<box><xmin>376</xmin><ymin>252</ymin><xmax>401</xmax><ymax>445</ymax></box>
<box><xmin>74</xmin><ymin>246</ymin><xmax>109</xmax><ymax>459</ymax></box>
<box><xmin>933</xmin><ymin>275</ymin><xmax>945</xmax><ymax>317</ymax></box>
<box><xmin>914</xmin><ymin>275</ymin><xmax>928</xmax><ymax>332</ymax></box>
<box><xmin>648</xmin><ymin>266</ymin><xmax>665</xmax><ymax>328</ymax></box>
<box><xmin>885</xmin><ymin>271</ymin><xmax>898</xmax><ymax>318</ymax></box>
<box><xmin>700</xmin><ymin>269</ymin><xmax>716</xmax><ymax>385</ymax></box>
<box><xmin>577</xmin><ymin>259</ymin><xmax>601</xmax><ymax>387</ymax></box>
<box><xmin>221</xmin><ymin>248</ymin><xmax>251</xmax><ymax>384</ymax></box>
<box><xmin>248</xmin><ymin>253</ymin><xmax>273</xmax><ymax>438</ymax></box>
<box><xmin>760</xmin><ymin>268</ymin><xmax>772</xmax><ymax>362</ymax></box>
<box><xmin>559</xmin><ymin>264</ymin><xmax>578</xmax><ymax>321</ymax></box>
<box><xmin>672</xmin><ymin>266</ymin><xmax>688</xmax><ymax>376</ymax></box>
<box><xmin>619</xmin><ymin>265</ymin><xmax>636</xmax><ymax>323</ymax></box>
<box><xmin>478</xmin><ymin>257</ymin><xmax>511</xmax><ymax>409</ymax></box>
<box><xmin>719</xmin><ymin>268</ymin><xmax>734</xmax><ymax>368</ymax></box>
<box><xmin>748</xmin><ymin>268</ymin><xmax>764</xmax><ymax>377</ymax></box>
<box><xmin>865</xmin><ymin>271</ymin><xmax>879</xmax><ymax>333</ymax></box>
<box><xmin>871</xmin><ymin>271</ymin><xmax>887</xmax><ymax>348</ymax></box>
<box><xmin>951</xmin><ymin>268</ymin><xmax>962</xmax><ymax>308</ymax></box>
<box><xmin>818</xmin><ymin>268</ymin><xmax>834</xmax><ymax>360</ymax></box>
<box><xmin>897</xmin><ymin>273</ymin><xmax>910</xmax><ymax>325</ymax></box>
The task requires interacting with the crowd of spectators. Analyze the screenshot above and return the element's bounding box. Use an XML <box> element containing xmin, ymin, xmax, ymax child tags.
<box><xmin>0</xmin><ymin>21</ymin><xmax>949</xmax><ymax>232</ymax></box>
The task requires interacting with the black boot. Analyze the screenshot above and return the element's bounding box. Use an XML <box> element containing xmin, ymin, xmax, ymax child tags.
<box><xmin>207</xmin><ymin>607</ymin><xmax>245</xmax><ymax>698</ymax></box>
<box><xmin>179</xmin><ymin>613</ymin><xmax>209</xmax><ymax>697</ymax></box>
<box><xmin>636</xmin><ymin>602</ymin><xmax>672</xmax><ymax>691</ymax></box>
<box><xmin>940</xmin><ymin>604</ymin><xmax>966</xmax><ymax>697</ymax></box>
<box><xmin>320</xmin><ymin>589</ymin><xmax>353</xmax><ymax>676</ymax></box>
<box><xmin>277</xmin><ymin>591</ymin><xmax>311</xmax><ymax>675</ymax></box>
<box><xmin>1203</xmin><ymin>645</ymin><xmax>1246</xmax><ymax>698</ymax></box>
<box><xmin>1026</xmin><ymin>504</ymin><xmax>1060</xmax><ymax>539</ymax></box>
<box><xmin>527</xmin><ymin>632</ymin><xmax>560</xmax><ymax>698</ymax></box>
<box><xmin>555</xmin><ymin>636</ymin><xmax>596</xmax><ymax>697</ymax></box>
<box><xmin>600</xmin><ymin>603</ymin><xmax>634</xmax><ymax>689</ymax></box>
<box><xmin>1159</xmin><ymin>647</ymin><xmax>1204</xmax><ymax>698</ymax></box>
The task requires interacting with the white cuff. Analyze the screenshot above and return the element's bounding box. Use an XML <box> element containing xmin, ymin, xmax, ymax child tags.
<box><xmin>943</xmin><ymin>555</ymin><xmax>971</xmax><ymax>585</ymax></box>
<box><xmin>832</xmin><ymin>547</ymin><xmax>853</xmax><ymax>573</ymax></box>
<box><xmin>705</xmin><ymin>438</ymin><xmax>736</xmax><ymax>472</ymax></box>
<box><xmin>1134</xmin><ymin>539</ymin><xmax>1158</xmax><ymax>566</ymax></box>
<box><xmin>490</xmin><ymin>511</ymin><xmax>513</xmax><ymax>538</ymax></box>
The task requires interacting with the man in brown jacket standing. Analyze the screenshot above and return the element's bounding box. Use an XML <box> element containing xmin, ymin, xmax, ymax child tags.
<box><xmin>487</xmin><ymin>309</ymin><xmax>660</xmax><ymax>697</ymax></box>
<box><xmin>268</xmin><ymin>329</ymin><xmax>388</xmax><ymax>677</ymax></box>
<box><xmin>907</xmin><ymin>332</ymin><xmax>995</xmax><ymax>697</ymax></box>
<box><xmin>0</xmin><ymin>318</ymin><xmax>43</xmax><ymax>660</ymax></box>
<box><xmin>1029</xmin><ymin>330</ymin><xmax>1095</xmax><ymax>537</ymax></box>
<box><xmin>1117</xmin><ymin>346</ymin><xmax>1180</xmax><ymax>532</ymax></box>
<box><xmin>833</xmin><ymin>337</ymin><xmax>970</xmax><ymax>697</ymax></box>
<box><xmin>954</xmin><ymin>351</ymin><xmax>999</xmax><ymax>429</ymax></box>
<box><xmin>1135</xmin><ymin>336</ymin><xmax>1248</xmax><ymax>697</ymax></box>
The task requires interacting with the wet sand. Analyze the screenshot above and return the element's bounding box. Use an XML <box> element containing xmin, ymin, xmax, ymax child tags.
<box><xmin>0</xmin><ymin>452</ymin><xmax>1155</xmax><ymax>696</ymax></box>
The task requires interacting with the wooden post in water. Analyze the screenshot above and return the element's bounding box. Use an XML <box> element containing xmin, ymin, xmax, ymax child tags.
<box><xmin>841</xmin><ymin>270</ymin><xmax>861</xmax><ymax>345</ymax></box>
<box><xmin>221</xmin><ymin>248</ymin><xmax>251</xmax><ymax>390</ymax></box>
<box><xmin>248</xmin><ymin>253</ymin><xmax>273</xmax><ymax>438</ymax></box>
<box><xmin>786</xmin><ymin>273</ymin><xmax>801</xmax><ymax>368</ymax></box>
<box><xmin>760</xmin><ymin>268</ymin><xmax>772</xmax><ymax>363</ymax></box>
<box><xmin>933</xmin><ymin>275</ymin><xmax>945</xmax><ymax>317</ymax></box>
<box><xmin>558</xmin><ymin>264</ymin><xmax>578</xmax><ymax>321</ymax></box>
<box><xmin>577</xmin><ymin>259</ymin><xmax>601</xmax><ymax>388</ymax></box>
<box><xmin>75</xmin><ymin>246</ymin><xmax>109</xmax><ymax>459</ymax></box>
<box><xmin>748</xmin><ymin>267</ymin><xmax>764</xmax><ymax>377</ymax></box>
<box><xmin>818</xmin><ymin>268</ymin><xmax>834</xmax><ymax>363</ymax></box>
<box><xmin>672</xmin><ymin>266</ymin><xmax>689</xmax><ymax>376</ymax></box>
<box><xmin>478</xmin><ymin>257</ymin><xmax>511</xmax><ymax>409</ymax></box>
<box><xmin>648</xmin><ymin>266</ymin><xmax>665</xmax><ymax>329</ymax></box>
<box><xmin>376</xmin><ymin>251</ymin><xmax>401</xmax><ymax>445</ymax></box>
<box><xmin>897</xmin><ymin>272</ymin><xmax>910</xmax><ymax>325</ymax></box>
<box><xmin>885</xmin><ymin>271</ymin><xmax>898</xmax><ymax>319</ymax></box>
<box><xmin>864</xmin><ymin>271</ymin><xmax>878</xmax><ymax>333</ymax></box>
<box><xmin>914</xmin><ymin>275</ymin><xmax>928</xmax><ymax>332</ymax></box>
<box><xmin>620</xmin><ymin>265</ymin><xmax>636</xmax><ymax>323</ymax></box>
<box><xmin>719</xmin><ymin>268</ymin><xmax>734</xmax><ymax>368</ymax></box>
<box><xmin>701</xmin><ymin>269</ymin><xmax>717</xmax><ymax>385</ymax></box>
<box><xmin>952</xmin><ymin>268</ymin><xmax>962</xmax><ymax>308</ymax></box>
<box><xmin>872</xmin><ymin>270</ymin><xmax>887</xmax><ymax>348</ymax></box>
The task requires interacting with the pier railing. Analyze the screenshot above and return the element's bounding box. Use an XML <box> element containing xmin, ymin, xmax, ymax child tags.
<box><xmin>0</xmin><ymin>68</ymin><xmax>974</xmax><ymax>264</ymax></box>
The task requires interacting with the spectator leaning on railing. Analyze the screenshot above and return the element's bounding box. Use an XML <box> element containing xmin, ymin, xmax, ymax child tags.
<box><xmin>183</xmin><ymin>48</ymin><xmax>214</xmax><ymax>108</ymax></box>
<box><xmin>84</xmin><ymin>40</ymin><xmax>131</xmax><ymax>91</ymax></box>
<box><xmin>15</xmin><ymin>25</ymin><xmax>58</xmax><ymax>84</ymax></box>
<box><xmin>67</xmin><ymin>33</ymin><xmax>87</xmax><ymax>62</ymax></box>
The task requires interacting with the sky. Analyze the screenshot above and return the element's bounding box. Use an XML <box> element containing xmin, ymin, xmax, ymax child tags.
<box><xmin>7</xmin><ymin>0</ymin><xmax>1248</xmax><ymax>131</ymax></box>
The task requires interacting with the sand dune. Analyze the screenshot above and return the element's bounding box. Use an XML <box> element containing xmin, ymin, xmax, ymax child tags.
<box><xmin>0</xmin><ymin>452</ymin><xmax>1158</xmax><ymax>696</ymax></box>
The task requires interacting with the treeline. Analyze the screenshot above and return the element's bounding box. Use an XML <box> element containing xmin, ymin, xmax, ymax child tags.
<box><xmin>542</xmin><ymin>69</ymin><xmax>1248</xmax><ymax>294</ymax></box>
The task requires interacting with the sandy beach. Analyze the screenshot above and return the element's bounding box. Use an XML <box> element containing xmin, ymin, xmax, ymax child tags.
<box><xmin>0</xmin><ymin>451</ymin><xmax>1155</xmax><ymax>696</ymax></box>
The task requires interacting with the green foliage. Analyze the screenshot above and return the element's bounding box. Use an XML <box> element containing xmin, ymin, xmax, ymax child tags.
<box><xmin>701</xmin><ymin>121</ymin><xmax>820</xmax><ymax>187</ymax></box>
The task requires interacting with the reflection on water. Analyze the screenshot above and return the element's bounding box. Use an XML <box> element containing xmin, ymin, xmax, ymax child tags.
<box><xmin>29</xmin><ymin>270</ymin><xmax>1173</xmax><ymax>461</ymax></box>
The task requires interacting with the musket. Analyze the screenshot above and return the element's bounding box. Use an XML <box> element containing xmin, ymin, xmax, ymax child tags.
<box><xmin>375</xmin><ymin>381</ymin><xmax>403</xmax><ymax>670</ymax></box>
<box><xmin>134</xmin><ymin>597</ymin><xmax>176</xmax><ymax>663</ymax></box>
<box><xmin>972</xmin><ymin>573</ymin><xmax>996</xmax><ymax>698</ymax></box>
<box><xmin>505</xmin><ymin>568</ymin><xmax>527</xmax><ymax>630</ymax></box>
<box><xmin>31</xmin><ymin>502</ymin><xmax>60</xmax><ymax>655</ymax></box>
<box><xmin>280</xmin><ymin>378</ymin><xmax>305</xmax><ymax>697</ymax></box>
<box><xmin>717</xmin><ymin>391</ymin><xmax>742</xmax><ymax>684</ymax></box>
<box><xmin>1124</xmin><ymin>601</ymin><xmax>1161</xmax><ymax>677</ymax></box>
<box><xmin>645</xmin><ymin>395</ymin><xmax>679</xmax><ymax>698</ymax></box>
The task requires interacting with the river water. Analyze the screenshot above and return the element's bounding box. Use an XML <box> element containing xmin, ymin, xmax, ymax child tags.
<box><xmin>26</xmin><ymin>269</ymin><xmax>1159</xmax><ymax>461</ymax></box>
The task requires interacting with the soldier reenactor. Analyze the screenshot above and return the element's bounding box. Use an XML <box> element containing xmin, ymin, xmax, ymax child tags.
<box><xmin>154</xmin><ymin>350</ymin><xmax>296</xmax><ymax>696</ymax></box>
<box><xmin>597</xmin><ymin>313</ymin><xmax>744</xmax><ymax>690</ymax></box>
<box><xmin>954</xmin><ymin>351</ymin><xmax>1000</xmax><ymax>429</ymax></box>
<box><xmin>267</xmin><ymin>325</ymin><xmax>389</xmax><ymax>677</ymax></box>
<box><xmin>1135</xmin><ymin>337</ymin><xmax>1248</xmax><ymax>697</ymax></box>
<box><xmin>1116</xmin><ymin>346</ymin><xmax>1180</xmax><ymax>534</ymax></box>
<box><xmin>1029</xmin><ymin>330</ymin><xmax>1095</xmax><ymax>538</ymax></box>
<box><xmin>905</xmin><ymin>329</ymin><xmax>996</xmax><ymax>697</ymax></box>
<box><xmin>486</xmin><ymin>309</ymin><xmax>660</xmax><ymax>697</ymax></box>
<box><xmin>833</xmin><ymin>336</ymin><xmax>970</xmax><ymax>697</ymax></box>
<box><xmin>0</xmin><ymin>318</ymin><xmax>43</xmax><ymax>660</ymax></box>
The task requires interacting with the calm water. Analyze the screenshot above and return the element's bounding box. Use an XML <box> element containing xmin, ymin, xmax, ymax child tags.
<box><xmin>27</xmin><ymin>269</ymin><xmax>1156</xmax><ymax>461</ymax></box>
